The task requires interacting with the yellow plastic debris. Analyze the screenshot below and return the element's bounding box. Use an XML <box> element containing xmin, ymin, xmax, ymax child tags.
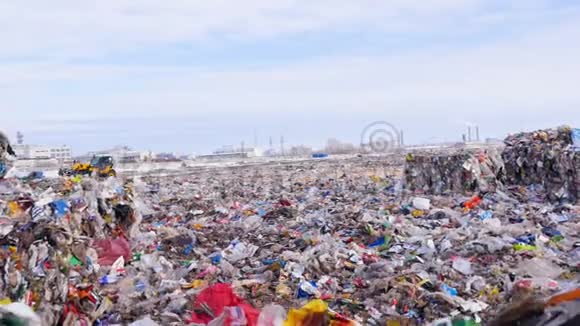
<box><xmin>182</xmin><ymin>279</ymin><xmax>207</xmax><ymax>289</ymax></box>
<box><xmin>8</xmin><ymin>201</ymin><xmax>22</xmax><ymax>216</ymax></box>
<box><xmin>284</xmin><ymin>299</ymin><xmax>328</xmax><ymax>326</ymax></box>
<box><xmin>103</xmin><ymin>214</ymin><xmax>113</xmax><ymax>224</ymax></box>
<box><xmin>513</xmin><ymin>243</ymin><xmax>537</xmax><ymax>251</ymax></box>
<box><xmin>411</xmin><ymin>209</ymin><xmax>424</xmax><ymax>218</ymax></box>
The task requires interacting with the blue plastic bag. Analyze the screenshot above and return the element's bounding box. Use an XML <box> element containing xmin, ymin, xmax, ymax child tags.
<box><xmin>50</xmin><ymin>200</ymin><xmax>70</xmax><ymax>218</ymax></box>
<box><xmin>0</xmin><ymin>162</ymin><xmax>6</xmax><ymax>179</ymax></box>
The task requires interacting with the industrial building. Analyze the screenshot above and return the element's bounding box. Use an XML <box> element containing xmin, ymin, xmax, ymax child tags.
<box><xmin>197</xmin><ymin>146</ymin><xmax>263</xmax><ymax>161</ymax></box>
<box><xmin>12</xmin><ymin>144</ymin><xmax>72</xmax><ymax>161</ymax></box>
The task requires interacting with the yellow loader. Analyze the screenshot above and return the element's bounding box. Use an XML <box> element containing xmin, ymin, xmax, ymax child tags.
<box><xmin>59</xmin><ymin>156</ymin><xmax>116</xmax><ymax>177</ymax></box>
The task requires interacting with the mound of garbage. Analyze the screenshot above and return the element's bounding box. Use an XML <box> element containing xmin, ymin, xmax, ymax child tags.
<box><xmin>502</xmin><ymin>126</ymin><xmax>579</xmax><ymax>203</ymax></box>
<box><xmin>404</xmin><ymin>149</ymin><xmax>504</xmax><ymax>194</ymax></box>
<box><xmin>405</xmin><ymin>126</ymin><xmax>579</xmax><ymax>205</ymax></box>
<box><xmin>0</xmin><ymin>130</ymin><xmax>578</xmax><ymax>325</ymax></box>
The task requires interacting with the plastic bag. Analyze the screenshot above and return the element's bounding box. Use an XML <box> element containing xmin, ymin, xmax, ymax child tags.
<box><xmin>222</xmin><ymin>241</ymin><xmax>259</xmax><ymax>263</ymax></box>
<box><xmin>94</xmin><ymin>237</ymin><xmax>131</xmax><ymax>266</ymax></box>
<box><xmin>412</xmin><ymin>197</ymin><xmax>431</xmax><ymax>210</ymax></box>
<box><xmin>0</xmin><ymin>302</ymin><xmax>42</xmax><ymax>326</ymax></box>
<box><xmin>452</xmin><ymin>257</ymin><xmax>473</xmax><ymax>275</ymax></box>
<box><xmin>188</xmin><ymin>283</ymin><xmax>260</xmax><ymax>325</ymax></box>
<box><xmin>258</xmin><ymin>305</ymin><xmax>287</xmax><ymax>326</ymax></box>
<box><xmin>517</xmin><ymin>258</ymin><xmax>564</xmax><ymax>279</ymax></box>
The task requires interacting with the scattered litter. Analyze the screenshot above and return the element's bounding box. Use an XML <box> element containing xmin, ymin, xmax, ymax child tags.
<box><xmin>0</xmin><ymin>126</ymin><xmax>578</xmax><ymax>325</ymax></box>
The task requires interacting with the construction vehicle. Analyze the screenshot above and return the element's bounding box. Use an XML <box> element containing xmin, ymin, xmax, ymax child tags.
<box><xmin>89</xmin><ymin>155</ymin><xmax>116</xmax><ymax>177</ymax></box>
<box><xmin>59</xmin><ymin>155</ymin><xmax>116</xmax><ymax>177</ymax></box>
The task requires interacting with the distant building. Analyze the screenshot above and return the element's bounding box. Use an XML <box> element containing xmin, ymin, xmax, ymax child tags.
<box><xmin>82</xmin><ymin>146</ymin><xmax>141</xmax><ymax>163</ymax></box>
<box><xmin>263</xmin><ymin>148</ymin><xmax>278</xmax><ymax>157</ymax></box>
<box><xmin>179</xmin><ymin>154</ymin><xmax>193</xmax><ymax>160</ymax></box>
<box><xmin>154</xmin><ymin>152</ymin><xmax>180</xmax><ymax>161</ymax></box>
<box><xmin>485</xmin><ymin>138</ymin><xmax>504</xmax><ymax>145</ymax></box>
<box><xmin>197</xmin><ymin>146</ymin><xmax>263</xmax><ymax>160</ymax></box>
<box><xmin>324</xmin><ymin>138</ymin><xmax>356</xmax><ymax>154</ymax></box>
<box><xmin>140</xmin><ymin>151</ymin><xmax>154</xmax><ymax>161</ymax></box>
<box><xmin>289</xmin><ymin>145</ymin><xmax>313</xmax><ymax>156</ymax></box>
<box><xmin>13</xmin><ymin>144</ymin><xmax>72</xmax><ymax>161</ymax></box>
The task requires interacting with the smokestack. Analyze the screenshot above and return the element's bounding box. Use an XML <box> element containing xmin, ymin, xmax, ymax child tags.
<box><xmin>16</xmin><ymin>131</ymin><xmax>24</xmax><ymax>145</ymax></box>
<box><xmin>476</xmin><ymin>126</ymin><xmax>480</xmax><ymax>142</ymax></box>
<box><xmin>467</xmin><ymin>126</ymin><xmax>472</xmax><ymax>142</ymax></box>
<box><xmin>400</xmin><ymin>130</ymin><xmax>404</xmax><ymax>146</ymax></box>
<box><xmin>280</xmin><ymin>136</ymin><xmax>285</xmax><ymax>156</ymax></box>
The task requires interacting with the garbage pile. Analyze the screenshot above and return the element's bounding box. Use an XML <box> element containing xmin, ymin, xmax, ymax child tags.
<box><xmin>502</xmin><ymin>126</ymin><xmax>579</xmax><ymax>203</ymax></box>
<box><xmin>0</xmin><ymin>131</ymin><xmax>16</xmax><ymax>179</ymax></box>
<box><xmin>404</xmin><ymin>149</ymin><xmax>504</xmax><ymax>194</ymax></box>
<box><xmin>404</xmin><ymin>125</ymin><xmax>580</xmax><ymax>204</ymax></box>
<box><xmin>0</xmin><ymin>152</ymin><xmax>578</xmax><ymax>326</ymax></box>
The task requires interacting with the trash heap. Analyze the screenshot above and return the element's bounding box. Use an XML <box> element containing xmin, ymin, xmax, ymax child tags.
<box><xmin>404</xmin><ymin>149</ymin><xmax>504</xmax><ymax>194</ymax></box>
<box><xmin>0</xmin><ymin>131</ymin><xmax>15</xmax><ymax>179</ymax></box>
<box><xmin>0</xmin><ymin>153</ymin><xmax>578</xmax><ymax>325</ymax></box>
<box><xmin>502</xmin><ymin>126</ymin><xmax>579</xmax><ymax>203</ymax></box>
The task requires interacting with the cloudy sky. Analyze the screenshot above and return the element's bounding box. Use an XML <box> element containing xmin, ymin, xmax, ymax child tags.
<box><xmin>1</xmin><ymin>0</ymin><xmax>579</xmax><ymax>154</ymax></box>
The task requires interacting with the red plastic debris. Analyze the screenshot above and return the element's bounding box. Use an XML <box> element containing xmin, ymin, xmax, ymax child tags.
<box><xmin>93</xmin><ymin>237</ymin><xmax>131</xmax><ymax>266</ymax></box>
<box><xmin>187</xmin><ymin>283</ymin><xmax>260</xmax><ymax>325</ymax></box>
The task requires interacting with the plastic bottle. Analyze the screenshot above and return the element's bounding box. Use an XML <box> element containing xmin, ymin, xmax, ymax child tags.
<box><xmin>99</xmin><ymin>275</ymin><xmax>119</xmax><ymax>285</ymax></box>
<box><xmin>441</xmin><ymin>284</ymin><xmax>458</xmax><ymax>296</ymax></box>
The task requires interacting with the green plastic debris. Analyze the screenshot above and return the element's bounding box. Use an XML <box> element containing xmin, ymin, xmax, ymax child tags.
<box><xmin>453</xmin><ymin>318</ymin><xmax>479</xmax><ymax>326</ymax></box>
<box><xmin>132</xmin><ymin>252</ymin><xmax>142</xmax><ymax>262</ymax></box>
<box><xmin>0</xmin><ymin>316</ymin><xmax>28</xmax><ymax>326</ymax></box>
<box><xmin>513</xmin><ymin>243</ymin><xmax>537</xmax><ymax>251</ymax></box>
<box><xmin>70</xmin><ymin>255</ymin><xmax>83</xmax><ymax>267</ymax></box>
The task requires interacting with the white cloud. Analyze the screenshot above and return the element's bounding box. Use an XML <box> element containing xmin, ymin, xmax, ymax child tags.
<box><xmin>3</xmin><ymin>14</ymin><xmax>579</xmax><ymax>122</ymax></box>
<box><xmin>1</xmin><ymin>0</ymin><xmax>579</xmax><ymax>141</ymax></box>
<box><xmin>0</xmin><ymin>0</ymin><xmax>492</xmax><ymax>59</ymax></box>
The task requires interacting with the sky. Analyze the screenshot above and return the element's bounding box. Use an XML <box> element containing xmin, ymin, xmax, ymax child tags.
<box><xmin>1</xmin><ymin>0</ymin><xmax>579</xmax><ymax>155</ymax></box>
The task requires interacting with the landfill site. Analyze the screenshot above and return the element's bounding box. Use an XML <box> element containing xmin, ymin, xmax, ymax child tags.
<box><xmin>0</xmin><ymin>125</ymin><xmax>578</xmax><ymax>326</ymax></box>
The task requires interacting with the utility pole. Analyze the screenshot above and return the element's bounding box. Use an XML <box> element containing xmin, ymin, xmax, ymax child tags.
<box><xmin>467</xmin><ymin>126</ymin><xmax>472</xmax><ymax>142</ymax></box>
